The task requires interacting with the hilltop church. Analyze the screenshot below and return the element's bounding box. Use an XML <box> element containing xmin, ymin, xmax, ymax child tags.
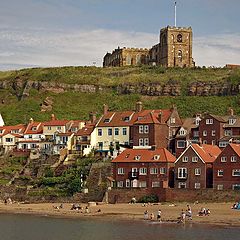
<box><xmin>103</xmin><ymin>26</ymin><xmax>194</xmax><ymax>68</ymax></box>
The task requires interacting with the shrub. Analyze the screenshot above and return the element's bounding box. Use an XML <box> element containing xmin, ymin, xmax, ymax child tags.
<box><xmin>138</xmin><ymin>194</ymin><xmax>159</xmax><ymax>203</ymax></box>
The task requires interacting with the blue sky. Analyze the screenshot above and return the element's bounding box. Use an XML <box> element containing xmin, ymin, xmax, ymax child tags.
<box><xmin>0</xmin><ymin>0</ymin><xmax>240</xmax><ymax>70</ymax></box>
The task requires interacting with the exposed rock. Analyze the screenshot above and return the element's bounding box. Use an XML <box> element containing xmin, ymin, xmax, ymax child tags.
<box><xmin>41</xmin><ymin>97</ymin><xmax>54</xmax><ymax>112</ymax></box>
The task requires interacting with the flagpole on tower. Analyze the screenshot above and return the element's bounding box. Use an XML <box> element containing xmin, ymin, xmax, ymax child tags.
<box><xmin>174</xmin><ymin>1</ymin><xmax>177</xmax><ymax>27</ymax></box>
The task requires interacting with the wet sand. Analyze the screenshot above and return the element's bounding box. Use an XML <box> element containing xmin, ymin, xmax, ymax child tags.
<box><xmin>0</xmin><ymin>202</ymin><xmax>239</xmax><ymax>226</ymax></box>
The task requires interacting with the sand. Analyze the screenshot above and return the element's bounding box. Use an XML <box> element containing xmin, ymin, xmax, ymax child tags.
<box><xmin>0</xmin><ymin>202</ymin><xmax>239</xmax><ymax>226</ymax></box>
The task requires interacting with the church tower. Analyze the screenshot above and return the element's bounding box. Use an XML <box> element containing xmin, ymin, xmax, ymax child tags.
<box><xmin>159</xmin><ymin>26</ymin><xmax>194</xmax><ymax>67</ymax></box>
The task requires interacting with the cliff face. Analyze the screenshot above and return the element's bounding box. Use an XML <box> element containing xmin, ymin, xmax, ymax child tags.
<box><xmin>1</xmin><ymin>78</ymin><xmax>240</xmax><ymax>98</ymax></box>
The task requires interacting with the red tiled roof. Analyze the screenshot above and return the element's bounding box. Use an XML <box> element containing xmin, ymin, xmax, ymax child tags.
<box><xmin>24</xmin><ymin>122</ymin><xmax>43</xmax><ymax>134</ymax></box>
<box><xmin>0</xmin><ymin>124</ymin><xmax>26</xmax><ymax>136</ymax></box>
<box><xmin>191</xmin><ymin>144</ymin><xmax>221</xmax><ymax>163</ymax></box>
<box><xmin>112</xmin><ymin>148</ymin><xmax>176</xmax><ymax>163</ymax></box>
<box><xmin>43</xmin><ymin>120</ymin><xmax>70</xmax><ymax>126</ymax></box>
<box><xmin>75</xmin><ymin>124</ymin><xmax>95</xmax><ymax>136</ymax></box>
<box><xmin>56</xmin><ymin>132</ymin><xmax>74</xmax><ymax>136</ymax></box>
<box><xmin>229</xmin><ymin>143</ymin><xmax>240</xmax><ymax>157</ymax></box>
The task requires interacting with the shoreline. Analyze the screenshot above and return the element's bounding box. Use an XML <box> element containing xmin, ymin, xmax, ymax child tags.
<box><xmin>0</xmin><ymin>202</ymin><xmax>239</xmax><ymax>227</ymax></box>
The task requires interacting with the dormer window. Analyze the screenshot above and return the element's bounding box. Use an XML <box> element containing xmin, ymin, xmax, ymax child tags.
<box><xmin>229</xmin><ymin>118</ymin><xmax>236</xmax><ymax>125</ymax></box>
<box><xmin>11</xmin><ymin>129</ymin><xmax>19</xmax><ymax>134</ymax></box>
<box><xmin>206</xmin><ymin>119</ymin><xmax>213</xmax><ymax>125</ymax></box>
<box><xmin>104</xmin><ymin>118</ymin><xmax>110</xmax><ymax>123</ymax></box>
<box><xmin>170</xmin><ymin>118</ymin><xmax>176</xmax><ymax>124</ymax></box>
<box><xmin>125</xmin><ymin>154</ymin><xmax>130</xmax><ymax>158</ymax></box>
<box><xmin>123</xmin><ymin>116</ymin><xmax>130</xmax><ymax>122</ymax></box>
<box><xmin>135</xmin><ymin>155</ymin><xmax>141</xmax><ymax>160</ymax></box>
<box><xmin>153</xmin><ymin>155</ymin><xmax>160</xmax><ymax>160</ymax></box>
<box><xmin>179</xmin><ymin>129</ymin><xmax>186</xmax><ymax>136</ymax></box>
<box><xmin>32</xmin><ymin>127</ymin><xmax>37</xmax><ymax>131</ymax></box>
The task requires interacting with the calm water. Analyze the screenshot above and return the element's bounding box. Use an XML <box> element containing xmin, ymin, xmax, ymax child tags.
<box><xmin>0</xmin><ymin>214</ymin><xmax>239</xmax><ymax>240</ymax></box>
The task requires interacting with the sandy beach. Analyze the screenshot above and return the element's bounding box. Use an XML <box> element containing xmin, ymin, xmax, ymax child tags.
<box><xmin>0</xmin><ymin>201</ymin><xmax>239</xmax><ymax>226</ymax></box>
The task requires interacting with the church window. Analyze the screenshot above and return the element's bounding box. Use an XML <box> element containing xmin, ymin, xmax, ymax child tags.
<box><xmin>177</xmin><ymin>34</ymin><xmax>183</xmax><ymax>42</ymax></box>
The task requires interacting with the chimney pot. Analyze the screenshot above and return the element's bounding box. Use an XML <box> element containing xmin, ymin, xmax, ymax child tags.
<box><xmin>103</xmin><ymin>104</ymin><xmax>108</xmax><ymax>115</ymax></box>
<box><xmin>135</xmin><ymin>101</ymin><xmax>143</xmax><ymax>112</ymax></box>
<box><xmin>51</xmin><ymin>114</ymin><xmax>56</xmax><ymax>121</ymax></box>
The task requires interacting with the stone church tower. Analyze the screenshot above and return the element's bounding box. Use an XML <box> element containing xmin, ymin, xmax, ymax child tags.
<box><xmin>159</xmin><ymin>26</ymin><xmax>194</xmax><ymax>67</ymax></box>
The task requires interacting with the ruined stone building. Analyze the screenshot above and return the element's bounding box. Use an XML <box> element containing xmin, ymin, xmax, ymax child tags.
<box><xmin>103</xmin><ymin>26</ymin><xmax>194</xmax><ymax>68</ymax></box>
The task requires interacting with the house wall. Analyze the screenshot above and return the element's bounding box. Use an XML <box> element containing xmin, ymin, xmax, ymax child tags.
<box><xmin>175</xmin><ymin>147</ymin><xmax>207</xmax><ymax>189</ymax></box>
<box><xmin>213</xmin><ymin>145</ymin><xmax>240</xmax><ymax>190</ymax></box>
<box><xmin>43</xmin><ymin>126</ymin><xmax>66</xmax><ymax>137</ymax></box>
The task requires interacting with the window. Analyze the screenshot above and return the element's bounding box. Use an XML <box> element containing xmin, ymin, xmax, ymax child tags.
<box><xmin>206</xmin><ymin>119</ymin><xmax>213</xmax><ymax>124</ymax></box>
<box><xmin>115</xmin><ymin>128</ymin><xmax>119</xmax><ymax>136</ymax></box>
<box><xmin>212</xmin><ymin>140</ymin><xmax>216</xmax><ymax>145</ymax></box>
<box><xmin>203</xmin><ymin>130</ymin><xmax>207</xmax><ymax>136</ymax></box>
<box><xmin>98</xmin><ymin>129</ymin><xmax>102</xmax><ymax>136</ymax></box>
<box><xmin>139</xmin><ymin>168</ymin><xmax>147</xmax><ymax>175</ymax></box>
<box><xmin>177</xmin><ymin>34</ymin><xmax>183</xmax><ymax>42</ymax></box>
<box><xmin>195</xmin><ymin>168</ymin><xmax>201</xmax><ymax>176</ymax></box>
<box><xmin>232</xmin><ymin>184</ymin><xmax>240</xmax><ymax>190</ymax></box>
<box><xmin>178</xmin><ymin>168</ymin><xmax>187</xmax><ymax>179</ymax></box>
<box><xmin>117</xmin><ymin>181</ymin><xmax>124</xmax><ymax>188</ymax></box>
<box><xmin>195</xmin><ymin>183</ymin><xmax>201</xmax><ymax>189</ymax></box>
<box><xmin>217</xmin><ymin>170</ymin><xmax>223</xmax><ymax>177</ymax></box>
<box><xmin>203</xmin><ymin>140</ymin><xmax>207</xmax><ymax>144</ymax></box>
<box><xmin>131</xmin><ymin>168</ymin><xmax>138</xmax><ymax>177</ymax></box>
<box><xmin>139</xmin><ymin>125</ymin><xmax>144</xmax><ymax>134</ymax></box>
<box><xmin>221</xmin><ymin>156</ymin><xmax>227</xmax><ymax>162</ymax></box>
<box><xmin>212</xmin><ymin>130</ymin><xmax>216</xmax><ymax>136</ymax></box>
<box><xmin>126</xmin><ymin>179</ymin><xmax>130</xmax><ymax>188</ymax></box>
<box><xmin>47</xmin><ymin>126</ymin><xmax>51</xmax><ymax>130</ymax></box>
<box><xmin>57</xmin><ymin>126</ymin><xmax>61</xmax><ymax>130</ymax></box>
<box><xmin>224</xmin><ymin>130</ymin><xmax>232</xmax><ymax>136</ymax></box>
<box><xmin>182</xmin><ymin>156</ymin><xmax>188</xmax><ymax>162</ymax></box>
<box><xmin>219</xmin><ymin>142</ymin><xmax>228</xmax><ymax>148</ymax></box>
<box><xmin>160</xmin><ymin>167</ymin><xmax>166</xmax><ymax>174</ymax></box>
<box><xmin>144</xmin><ymin>125</ymin><xmax>149</xmax><ymax>134</ymax></box>
<box><xmin>29</xmin><ymin>135</ymin><xmax>32</xmax><ymax>139</ymax></box>
<box><xmin>108</xmin><ymin>128</ymin><xmax>112</xmax><ymax>136</ymax></box>
<box><xmin>153</xmin><ymin>155</ymin><xmax>160</xmax><ymax>160</ymax></box>
<box><xmin>217</xmin><ymin>185</ymin><xmax>223</xmax><ymax>190</ymax></box>
<box><xmin>144</xmin><ymin>138</ymin><xmax>149</xmax><ymax>146</ymax></box>
<box><xmin>231</xmin><ymin>156</ymin><xmax>237</xmax><ymax>162</ymax></box>
<box><xmin>139</xmin><ymin>181</ymin><xmax>147</xmax><ymax>188</ymax></box>
<box><xmin>104</xmin><ymin>118</ymin><xmax>110</xmax><ymax>123</ymax></box>
<box><xmin>179</xmin><ymin>129</ymin><xmax>186</xmax><ymax>136</ymax></box>
<box><xmin>177</xmin><ymin>140</ymin><xmax>185</xmax><ymax>148</ymax></box>
<box><xmin>193</xmin><ymin>131</ymin><xmax>199</xmax><ymax>137</ymax></box>
<box><xmin>152</xmin><ymin>181</ymin><xmax>160</xmax><ymax>188</ymax></box>
<box><xmin>123</xmin><ymin>128</ymin><xmax>127</xmax><ymax>135</ymax></box>
<box><xmin>139</xmin><ymin>138</ymin><xmax>144</xmax><ymax>146</ymax></box>
<box><xmin>124</xmin><ymin>116</ymin><xmax>130</xmax><ymax>122</ymax></box>
<box><xmin>5</xmin><ymin>138</ymin><xmax>13</xmax><ymax>143</ymax></box>
<box><xmin>150</xmin><ymin>168</ymin><xmax>158</xmax><ymax>174</ymax></box>
<box><xmin>170</xmin><ymin>118</ymin><xmax>176</xmax><ymax>124</ymax></box>
<box><xmin>32</xmin><ymin>127</ymin><xmax>37</xmax><ymax>131</ymax></box>
<box><xmin>229</xmin><ymin>119</ymin><xmax>236</xmax><ymax>125</ymax></box>
<box><xmin>117</xmin><ymin>168</ymin><xmax>124</xmax><ymax>175</ymax></box>
<box><xmin>178</xmin><ymin>182</ymin><xmax>186</xmax><ymax>189</ymax></box>
<box><xmin>232</xmin><ymin>169</ymin><xmax>240</xmax><ymax>176</ymax></box>
<box><xmin>192</xmin><ymin>156</ymin><xmax>198</xmax><ymax>162</ymax></box>
<box><xmin>134</xmin><ymin>155</ymin><xmax>141</xmax><ymax>161</ymax></box>
<box><xmin>98</xmin><ymin>142</ymin><xmax>103</xmax><ymax>150</ymax></box>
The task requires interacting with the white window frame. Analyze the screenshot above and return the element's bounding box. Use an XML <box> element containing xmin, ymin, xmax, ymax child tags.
<box><xmin>232</xmin><ymin>169</ymin><xmax>240</xmax><ymax>176</ymax></box>
<box><xmin>178</xmin><ymin>168</ymin><xmax>187</xmax><ymax>179</ymax></box>
<box><xmin>98</xmin><ymin>129</ymin><xmax>102</xmax><ymax>136</ymax></box>
<box><xmin>139</xmin><ymin>138</ymin><xmax>144</xmax><ymax>146</ymax></box>
<box><xmin>217</xmin><ymin>170</ymin><xmax>223</xmax><ymax>177</ymax></box>
<box><xmin>139</xmin><ymin>168</ymin><xmax>147</xmax><ymax>175</ymax></box>
<box><xmin>126</xmin><ymin>179</ymin><xmax>130</xmax><ymax>188</ymax></box>
<box><xmin>178</xmin><ymin>182</ymin><xmax>186</xmax><ymax>189</ymax></box>
<box><xmin>224</xmin><ymin>130</ymin><xmax>232</xmax><ymax>136</ymax></box>
<box><xmin>108</xmin><ymin>128</ymin><xmax>112</xmax><ymax>136</ymax></box>
<box><xmin>232</xmin><ymin>184</ymin><xmax>240</xmax><ymax>190</ymax></box>
<box><xmin>132</xmin><ymin>168</ymin><xmax>138</xmax><ymax>177</ymax></box>
<box><xmin>150</xmin><ymin>168</ymin><xmax>158</xmax><ymax>175</ymax></box>
<box><xmin>152</xmin><ymin>181</ymin><xmax>160</xmax><ymax>188</ymax></box>
<box><xmin>195</xmin><ymin>168</ymin><xmax>201</xmax><ymax>176</ymax></box>
<box><xmin>182</xmin><ymin>156</ymin><xmax>188</xmax><ymax>162</ymax></box>
<box><xmin>114</xmin><ymin>128</ymin><xmax>119</xmax><ymax>136</ymax></box>
<box><xmin>177</xmin><ymin>140</ymin><xmax>185</xmax><ymax>149</ymax></box>
<box><xmin>231</xmin><ymin>156</ymin><xmax>237</xmax><ymax>162</ymax></box>
<box><xmin>195</xmin><ymin>183</ymin><xmax>201</xmax><ymax>189</ymax></box>
<box><xmin>206</xmin><ymin>119</ymin><xmax>213</xmax><ymax>125</ymax></box>
<box><xmin>219</xmin><ymin>142</ymin><xmax>228</xmax><ymax>148</ymax></box>
<box><xmin>122</xmin><ymin>128</ymin><xmax>127</xmax><ymax>135</ymax></box>
<box><xmin>117</xmin><ymin>168</ymin><xmax>124</xmax><ymax>175</ymax></box>
<box><xmin>203</xmin><ymin>130</ymin><xmax>207</xmax><ymax>136</ymax></box>
<box><xmin>144</xmin><ymin>138</ymin><xmax>149</xmax><ymax>146</ymax></box>
<box><xmin>212</xmin><ymin>130</ymin><xmax>216</xmax><ymax>136</ymax></box>
<box><xmin>217</xmin><ymin>185</ymin><xmax>223</xmax><ymax>190</ymax></box>
<box><xmin>117</xmin><ymin>181</ymin><xmax>124</xmax><ymax>188</ymax></box>
<box><xmin>144</xmin><ymin>125</ymin><xmax>149</xmax><ymax>134</ymax></box>
<box><xmin>192</xmin><ymin>156</ymin><xmax>198</xmax><ymax>162</ymax></box>
<box><xmin>221</xmin><ymin>156</ymin><xmax>227</xmax><ymax>162</ymax></box>
<box><xmin>139</xmin><ymin>181</ymin><xmax>147</xmax><ymax>188</ymax></box>
<box><xmin>160</xmin><ymin>167</ymin><xmax>166</xmax><ymax>174</ymax></box>
<box><xmin>139</xmin><ymin>125</ymin><xmax>144</xmax><ymax>134</ymax></box>
<box><xmin>170</xmin><ymin>118</ymin><xmax>176</xmax><ymax>124</ymax></box>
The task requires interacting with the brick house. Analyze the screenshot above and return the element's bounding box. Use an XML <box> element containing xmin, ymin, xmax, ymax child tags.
<box><xmin>213</xmin><ymin>143</ymin><xmax>240</xmax><ymax>190</ymax></box>
<box><xmin>130</xmin><ymin>105</ymin><xmax>182</xmax><ymax>153</ymax></box>
<box><xmin>175</xmin><ymin>115</ymin><xmax>201</xmax><ymax>157</ymax></box>
<box><xmin>175</xmin><ymin>144</ymin><xmax>221</xmax><ymax>189</ymax></box>
<box><xmin>111</xmin><ymin>147</ymin><xmax>176</xmax><ymax>189</ymax></box>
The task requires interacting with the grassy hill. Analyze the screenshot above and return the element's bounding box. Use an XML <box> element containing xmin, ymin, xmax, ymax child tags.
<box><xmin>0</xmin><ymin>66</ymin><xmax>240</xmax><ymax>125</ymax></box>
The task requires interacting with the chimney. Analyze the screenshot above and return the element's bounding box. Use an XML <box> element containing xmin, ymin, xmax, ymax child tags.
<box><xmin>103</xmin><ymin>104</ymin><xmax>108</xmax><ymax>115</ymax></box>
<box><xmin>89</xmin><ymin>112</ymin><xmax>96</xmax><ymax>123</ymax></box>
<box><xmin>29</xmin><ymin>118</ymin><xmax>34</xmax><ymax>124</ymax></box>
<box><xmin>51</xmin><ymin>114</ymin><xmax>56</xmax><ymax>121</ymax></box>
<box><xmin>228</xmin><ymin>107</ymin><xmax>234</xmax><ymax>116</ymax></box>
<box><xmin>135</xmin><ymin>101</ymin><xmax>143</xmax><ymax>112</ymax></box>
<box><xmin>158</xmin><ymin>110</ymin><xmax>163</xmax><ymax>123</ymax></box>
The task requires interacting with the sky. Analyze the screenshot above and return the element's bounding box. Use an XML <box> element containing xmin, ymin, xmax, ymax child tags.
<box><xmin>0</xmin><ymin>0</ymin><xmax>240</xmax><ymax>70</ymax></box>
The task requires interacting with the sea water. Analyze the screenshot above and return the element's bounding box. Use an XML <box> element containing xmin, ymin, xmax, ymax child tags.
<box><xmin>0</xmin><ymin>214</ymin><xmax>239</xmax><ymax>240</ymax></box>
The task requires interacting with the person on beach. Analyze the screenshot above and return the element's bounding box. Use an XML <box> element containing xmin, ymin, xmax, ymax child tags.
<box><xmin>144</xmin><ymin>210</ymin><xmax>149</xmax><ymax>220</ymax></box>
<box><xmin>178</xmin><ymin>209</ymin><xmax>186</xmax><ymax>224</ymax></box>
<box><xmin>150</xmin><ymin>213</ymin><xmax>154</xmax><ymax>221</ymax></box>
<box><xmin>85</xmin><ymin>206</ymin><xmax>89</xmax><ymax>214</ymax></box>
<box><xmin>130</xmin><ymin>196</ymin><xmax>137</xmax><ymax>204</ymax></box>
<box><xmin>186</xmin><ymin>204</ymin><xmax>192</xmax><ymax>220</ymax></box>
<box><xmin>157</xmin><ymin>209</ymin><xmax>162</xmax><ymax>222</ymax></box>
